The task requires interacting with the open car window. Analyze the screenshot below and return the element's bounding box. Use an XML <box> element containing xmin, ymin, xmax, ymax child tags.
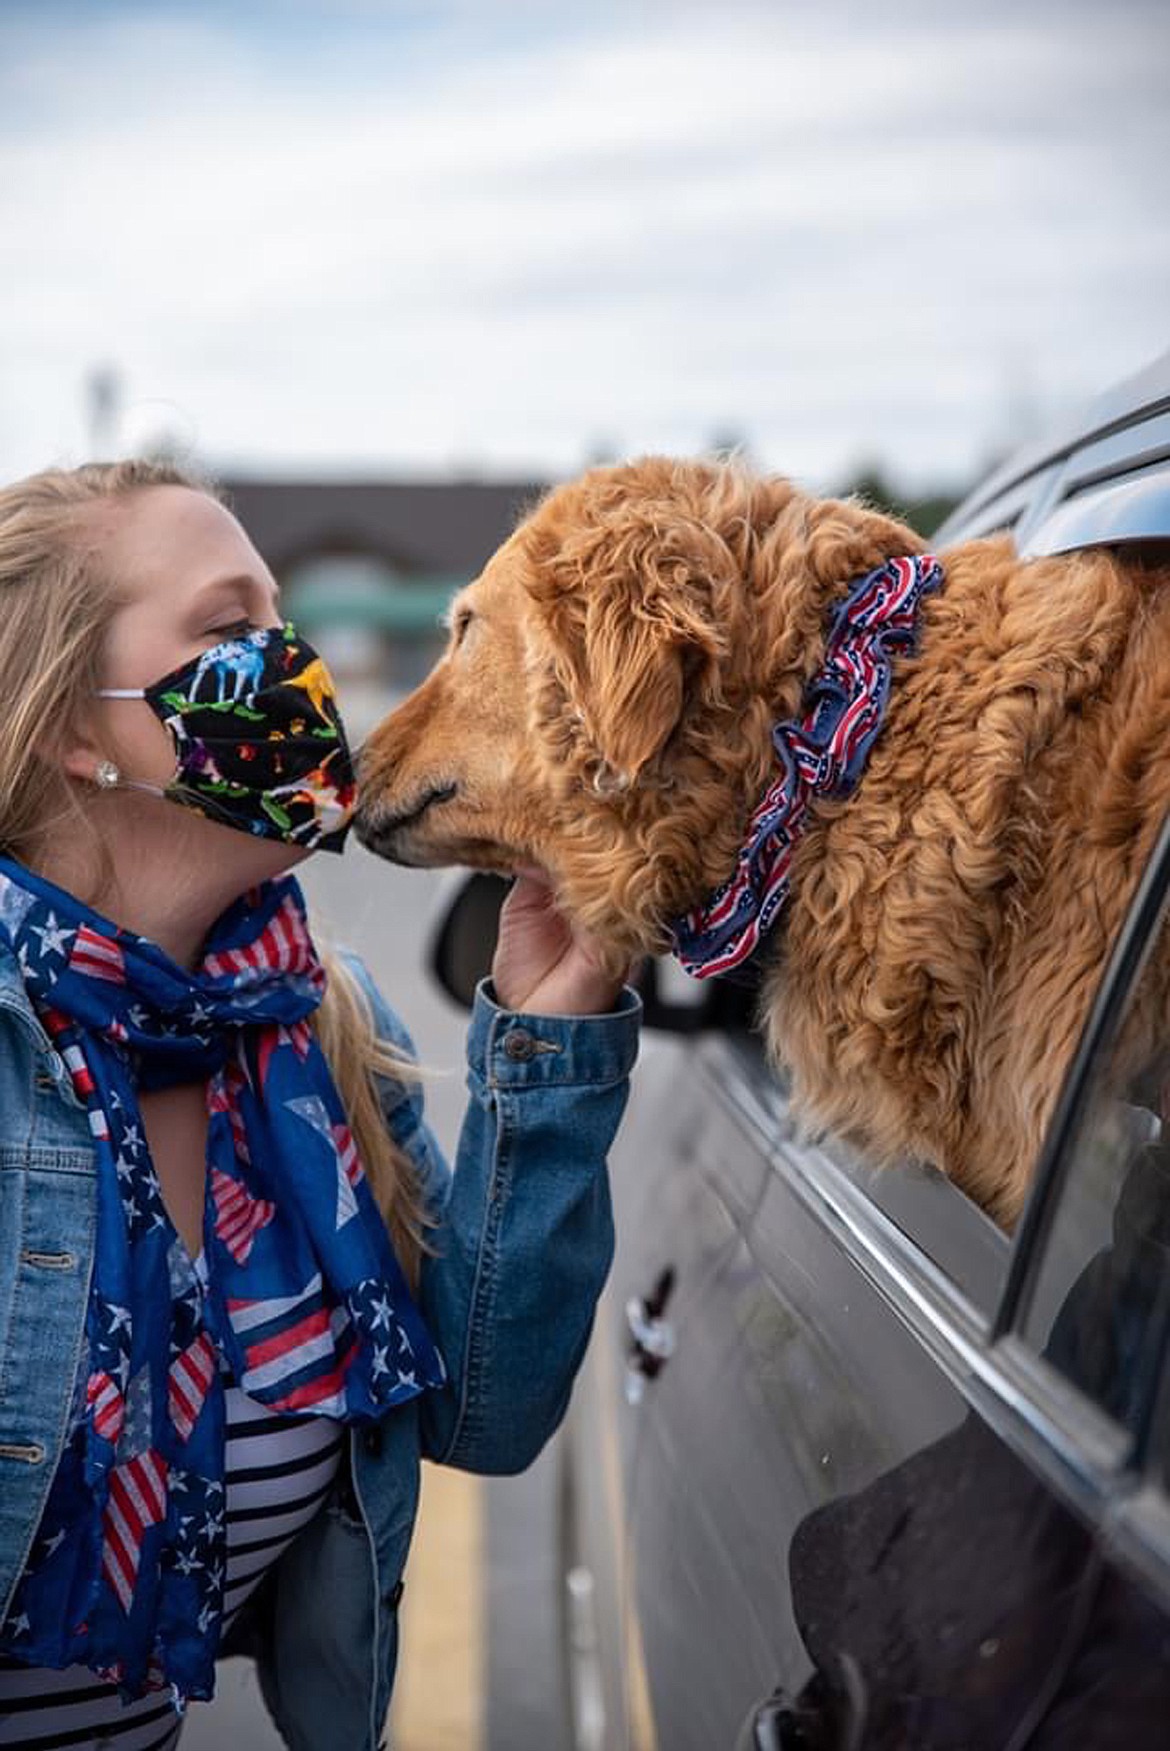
<box><xmin>838</xmin><ymin>362</ymin><xmax>1170</xmax><ymax>1331</ymax></box>
<box><xmin>1000</xmin><ymin>814</ymin><xmax>1170</xmax><ymax>1461</ymax></box>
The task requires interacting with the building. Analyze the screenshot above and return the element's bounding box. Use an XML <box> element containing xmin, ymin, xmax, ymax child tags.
<box><xmin>219</xmin><ymin>475</ymin><xmax>549</xmax><ymax>689</ymax></box>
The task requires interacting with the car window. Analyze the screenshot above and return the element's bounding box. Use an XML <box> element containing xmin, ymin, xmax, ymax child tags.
<box><xmin>1004</xmin><ymin>821</ymin><xmax>1170</xmax><ymax>1453</ymax></box>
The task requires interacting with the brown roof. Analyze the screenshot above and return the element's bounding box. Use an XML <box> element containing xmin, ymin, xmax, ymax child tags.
<box><xmin>218</xmin><ymin>476</ymin><xmax>551</xmax><ymax>579</ymax></box>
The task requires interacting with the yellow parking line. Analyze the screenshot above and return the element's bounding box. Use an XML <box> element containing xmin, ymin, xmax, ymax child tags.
<box><xmin>593</xmin><ymin>1288</ymin><xmax>659</xmax><ymax>1751</ymax></box>
<box><xmin>388</xmin><ymin>1461</ymin><xmax>484</xmax><ymax>1750</ymax></box>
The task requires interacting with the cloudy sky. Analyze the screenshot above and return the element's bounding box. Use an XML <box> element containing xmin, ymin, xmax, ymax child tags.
<box><xmin>2</xmin><ymin>0</ymin><xmax>1167</xmax><ymax>496</ymax></box>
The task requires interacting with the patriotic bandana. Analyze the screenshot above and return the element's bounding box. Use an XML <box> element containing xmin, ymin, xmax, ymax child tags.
<box><xmin>97</xmin><ymin>620</ymin><xmax>356</xmax><ymax>853</ymax></box>
<box><xmin>671</xmin><ymin>555</ymin><xmax>944</xmax><ymax>978</ymax></box>
<box><xmin>0</xmin><ymin>860</ymin><xmax>443</xmax><ymax>1706</ymax></box>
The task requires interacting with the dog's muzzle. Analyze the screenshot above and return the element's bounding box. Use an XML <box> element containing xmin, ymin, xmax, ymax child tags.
<box><xmin>354</xmin><ymin>784</ymin><xmax>457</xmax><ymax>858</ymax></box>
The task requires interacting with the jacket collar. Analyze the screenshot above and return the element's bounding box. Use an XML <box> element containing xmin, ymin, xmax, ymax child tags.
<box><xmin>0</xmin><ymin>936</ymin><xmax>28</xmax><ymax>1002</ymax></box>
<box><xmin>0</xmin><ymin>937</ymin><xmax>50</xmax><ymax>1049</ymax></box>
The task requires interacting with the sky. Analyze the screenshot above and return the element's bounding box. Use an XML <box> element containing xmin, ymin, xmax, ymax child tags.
<box><xmin>1</xmin><ymin>0</ymin><xmax>1167</xmax><ymax>496</ymax></box>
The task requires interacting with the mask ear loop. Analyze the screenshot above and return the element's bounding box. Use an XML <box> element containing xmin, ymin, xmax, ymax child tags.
<box><xmin>93</xmin><ymin>687</ymin><xmax>174</xmax><ymax>800</ymax></box>
<box><xmin>115</xmin><ymin>777</ymin><xmax>171</xmax><ymax>800</ymax></box>
<box><xmin>90</xmin><ymin>761</ymin><xmax>169</xmax><ymax>801</ymax></box>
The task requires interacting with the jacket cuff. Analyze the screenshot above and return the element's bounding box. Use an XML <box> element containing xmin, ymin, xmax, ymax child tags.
<box><xmin>467</xmin><ymin>978</ymin><xmax>641</xmax><ymax>1090</ymax></box>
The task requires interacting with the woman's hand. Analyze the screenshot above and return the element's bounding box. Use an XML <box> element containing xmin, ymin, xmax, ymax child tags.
<box><xmin>492</xmin><ymin>871</ymin><xmax>628</xmax><ymax>1016</ymax></box>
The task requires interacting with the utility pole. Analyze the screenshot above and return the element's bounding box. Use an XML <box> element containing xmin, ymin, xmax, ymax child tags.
<box><xmin>86</xmin><ymin>364</ymin><xmax>122</xmax><ymax>457</ymax></box>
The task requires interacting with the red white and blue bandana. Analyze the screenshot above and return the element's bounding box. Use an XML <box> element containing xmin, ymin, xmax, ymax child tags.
<box><xmin>0</xmin><ymin>863</ymin><xmax>442</xmax><ymax>1707</ymax></box>
<box><xmin>671</xmin><ymin>555</ymin><xmax>944</xmax><ymax>979</ymax></box>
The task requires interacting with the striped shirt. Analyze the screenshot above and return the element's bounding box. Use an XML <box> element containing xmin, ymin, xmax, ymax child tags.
<box><xmin>0</xmin><ymin>1258</ymin><xmax>345</xmax><ymax>1749</ymax></box>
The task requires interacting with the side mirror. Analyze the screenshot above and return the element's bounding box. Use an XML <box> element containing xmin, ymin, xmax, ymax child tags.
<box><xmin>427</xmin><ymin>871</ymin><xmax>759</xmax><ymax>1032</ymax></box>
<box><xmin>427</xmin><ymin>871</ymin><xmax>511</xmax><ymax>1010</ymax></box>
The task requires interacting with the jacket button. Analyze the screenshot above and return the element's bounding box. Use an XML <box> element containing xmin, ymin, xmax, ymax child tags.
<box><xmin>503</xmin><ymin>1028</ymin><xmax>537</xmax><ymax>1062</ymax></box>
<box><xmin>362</xmin><ymin>1426</ymin><xmax>384</xmax><ymax>1458</ymax></box>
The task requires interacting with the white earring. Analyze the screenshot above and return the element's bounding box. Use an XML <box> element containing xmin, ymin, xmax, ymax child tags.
<box><xmin>94</xmin><ymin>759</ymin><xmax>120</xmax><ymax>789</ymax></box>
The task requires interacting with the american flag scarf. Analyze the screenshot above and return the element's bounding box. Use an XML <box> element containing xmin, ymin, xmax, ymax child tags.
<box><xmin>0</xmin><ymin>863</ymin><xmax>443</xmax><ymax>1706</ymax></box>
<box><xmin>671</xmin><ymin>555</ymin><xmax>944</xmax><ymax>979</ymax></box>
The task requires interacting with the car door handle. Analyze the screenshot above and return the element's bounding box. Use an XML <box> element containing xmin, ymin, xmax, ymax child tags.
<box><xmin>738</xmin><ymin>1662</ymin><xmax>866</xmax><ymax>1751</ymax></box>
<box><xmin>740</xmin><ymin>1691</ymin><xmax>811</xmax><ymax>1751</ymax></box>
<box><xmin>739</xmin><ymin>1690</ymin><xmax>817</xmax><ymax>1751</ymax></box>
<box><xmin>624</xmin><ymin>1266</ymin><xmax>676</xmax><ymax>1403</ymax></box>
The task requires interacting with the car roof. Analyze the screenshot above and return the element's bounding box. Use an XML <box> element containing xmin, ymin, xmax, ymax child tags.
<box><xmin>934</xmin><ymin>347</ymin><xmax>1170</xmax><ymax>555</ymax></box>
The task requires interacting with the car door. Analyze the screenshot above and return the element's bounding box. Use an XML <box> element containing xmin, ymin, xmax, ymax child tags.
<box><xmin>612</xmin><ymin>1043</ymin><xmax>1006</xmax><ymax>1751</ymax></box>
<box><xmin>556</xmin><ymin>1029</ymin><xmax>764</xmax><ymax>1751</ymax></box>
<box><xmin>579</xmin><ymin>810</ymin><xmax>1170</xmax><ymax>1751</ymax></box>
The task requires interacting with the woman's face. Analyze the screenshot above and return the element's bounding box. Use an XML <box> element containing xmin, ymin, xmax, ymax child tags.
<box><xmin>96</xmin><ymin>484</ymin><xmax>283</xmax><ymax>753</ymax></box>
<box><xmin>72</xmin><ymin>484</ymin><xmax>307</xmax><ymax>884</ymax></box>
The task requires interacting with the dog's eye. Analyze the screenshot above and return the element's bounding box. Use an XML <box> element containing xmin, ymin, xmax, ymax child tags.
<box><xmin>450</xmin><ymin>610</ymin><xmax>473</xmax><ymax>648</ymax></box>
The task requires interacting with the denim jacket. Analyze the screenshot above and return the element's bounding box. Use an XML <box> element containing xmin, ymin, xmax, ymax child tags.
<box><xmin>0</xmin><ymin>942</ymin><xmax>640</xmax><ymax>1749</ymax></box>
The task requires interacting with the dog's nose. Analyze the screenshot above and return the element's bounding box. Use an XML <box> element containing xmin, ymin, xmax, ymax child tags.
<box><xmin>352</xmin><ymin>783</ymin><xmax>457</xmax><ymax>862</ymax></box>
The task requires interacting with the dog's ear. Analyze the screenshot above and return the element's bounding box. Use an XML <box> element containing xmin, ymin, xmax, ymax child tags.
<box><xmin>577</xmin><ymin>587</ymin><xmax>692</xmax><ymax>779</ymax></box>
<box><xmin>526</xmin><ymin>487</ymin><xmax>731</xmax><ymax>782</ymax></box>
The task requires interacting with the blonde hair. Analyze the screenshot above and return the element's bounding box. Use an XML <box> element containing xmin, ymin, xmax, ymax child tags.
<box><xmin>0</xmin><ymin>458</ymin><xmax>430</xmax><ymax>1284</ymax></box>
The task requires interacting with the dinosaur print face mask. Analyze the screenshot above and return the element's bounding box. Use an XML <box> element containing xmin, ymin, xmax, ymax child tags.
<box><xmin>96</xmin><ymin>622</ymin><xmax>356</xmax><ymax>852</ymax></box>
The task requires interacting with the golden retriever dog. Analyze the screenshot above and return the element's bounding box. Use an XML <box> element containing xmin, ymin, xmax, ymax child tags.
<box><xmin>354</xmin><ymin>459</ymin><xmax>1170</xmax><ymax>1225</ymax></box>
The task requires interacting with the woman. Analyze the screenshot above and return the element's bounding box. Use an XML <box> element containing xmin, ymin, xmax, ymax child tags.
<box><xmin>0</xmin><ymin>461</ymin><xmax>639</xmax><ymax>1750</ymax></box>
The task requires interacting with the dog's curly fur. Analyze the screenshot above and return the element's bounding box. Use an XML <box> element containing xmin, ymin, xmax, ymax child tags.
<box><xmin>355</xmin><ymin>457</ymin><xmax>1170</xmax><ymax>1225</ymax></box>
